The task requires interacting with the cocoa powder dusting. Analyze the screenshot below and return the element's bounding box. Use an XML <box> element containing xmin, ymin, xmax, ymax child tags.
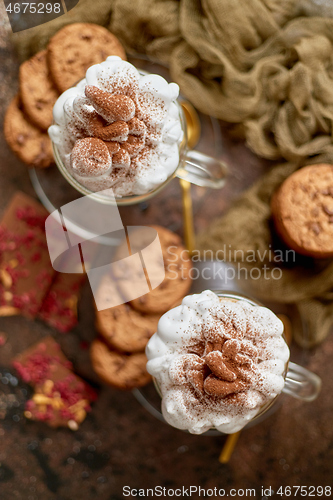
<box><xmin>181</xmin><ymin>316</ymin><xmax>263</xmax><ymax>411</ymax></box>
<box><xmin>70</xmin><ymin>82</ymin><xmax>160</xmax><ymax>174</ymax></box>
<box><xmin>71</xmin><ymin>138</ymin><xmax>111</xmax><ymax>177</ymax></box>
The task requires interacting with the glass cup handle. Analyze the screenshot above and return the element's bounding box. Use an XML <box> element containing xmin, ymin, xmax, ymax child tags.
<box><xmin>283</xmin><ymin>362</ymin><xmax>321</xmax><ymax>402</ymax></box>
<box><xmin>176</xmin><ymin>150</ymin><xmax>228</xmax><ymax>189</ymax></box>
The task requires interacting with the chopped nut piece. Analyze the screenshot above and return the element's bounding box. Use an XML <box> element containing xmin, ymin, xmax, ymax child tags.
<box><xmin>64</xmin><ymin>296</ymin><xmax>78</xmax><ymax>312</ymax></box>
<box><xmin>0</xmin><ymin>306</ymin><xmax>19</xmax><ymax>316</ymax></box>
<box><xmin>68</xmin><ymin>399</ymin><xmax>88</xmax><ymax>413</ymax></box>
<box><xmin>74</xmin><ymin>409</ymin><xmax>87</xmax><ymax>424</ymax></box>
<box><xmin>52</xmin><ymin>398</ymin><xmax>64</xmax><ymax>410</ymax></box>
<box><xmin>32</xmin><ymin>394</ymin><xmax>53</xmax><ymax>405</ymax></box>
<box><xmin>3</xmin><ymin>291</ymin><xmax>13</xmax><ymax>301</ymax></box>
<box><xmin>68</xmin><ymin>420</ymin><xmax>79</xmax><ymax>431</ymax></box>
<box><xmin>0</xmin><ymin>269</ymin><xmax>13</xmax><ymax>288</ymax></box>
<box><xmin>42</xmin><ymin>379</ymin><xmax>54</xmax><ymax>394</ymax></box>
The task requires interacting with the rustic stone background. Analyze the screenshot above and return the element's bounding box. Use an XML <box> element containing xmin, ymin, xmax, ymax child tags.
<box><xmin>0</xmin><ymin>5</ymin><xmax>332</xmax><ymax>499</ymax></box>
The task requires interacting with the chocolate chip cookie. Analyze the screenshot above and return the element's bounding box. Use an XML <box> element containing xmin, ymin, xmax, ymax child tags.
<box><xmin>271</xmin><ymin>164</ymin><xmax>333</xmax><ymax>258</ymax></box>
<box><xmin>47</xmin><ymin>23</ymin><xmax>127</xmax><ymax>93</ymax></box>
<box><xmin>126</xmin><ymin>225</ymin><xmax>193</xmax><ymax>314</ymax></box>
<box><xmin>4</xmin><ymin>96</ymin><xmax>53</xmax><ymax>168</ymax></box>
<box><xmin>90</xmin><ymin>339</ymin><xmax>151</xmax><ymax>390</ymax></box>
<box><xmin>19</xmin><ymin>50</ymin><xmax>59</xmax><ymax>130</ymax></box>
<box><xmin>96</xmin><ymin>303</ymin><xmax>160</xmax><ymax>353</ymax></box>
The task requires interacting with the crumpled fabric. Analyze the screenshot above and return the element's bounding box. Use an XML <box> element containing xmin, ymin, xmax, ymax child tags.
<box><xmin>197</xmin><ymin>160</ymin><xmax>333</xmax><ymax>348</ymax></box>
<box><xmin>13</xmin><ymin>0</ymin><xmax>333</xmax><ymax>163</ymax></box>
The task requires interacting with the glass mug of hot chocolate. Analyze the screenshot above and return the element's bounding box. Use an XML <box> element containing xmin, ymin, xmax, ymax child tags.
<box><xmin>48</xmin><ymin>56</ymin><xmax>226</xmax><ymax>206</ymax></box>
<box><xmin>146</xmin><ymin>290</ymin><xmax>321</xmax><ymax>434</ymax></box>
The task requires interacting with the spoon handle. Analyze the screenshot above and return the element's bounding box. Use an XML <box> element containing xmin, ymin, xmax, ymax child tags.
<box><xmin>219</xmin><ymin>431</ymin><xmax>241</xmax><ymax>463</ymax></box>
<box><xmin>180</xmin><ymin>178</ymin><xmax>195</xmax><ymax>255</ymax></box>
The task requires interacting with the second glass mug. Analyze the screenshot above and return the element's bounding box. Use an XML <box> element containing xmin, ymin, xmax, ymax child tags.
<box><xmin>140</xmin><ymin>291</ymin><xmax>322</xmax><ymax>434</ymax></box>
<box><xmin>52</xmin><ymin>94</ymin><xmax>228</xmax><ymax>206</ymax></box>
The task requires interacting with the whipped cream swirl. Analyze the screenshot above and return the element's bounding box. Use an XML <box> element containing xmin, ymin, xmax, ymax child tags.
<box><xmin>146</xmin><ymin>290</ymin><xmax>290</xmax><ymax>434</ymax></box>
<box><xmin>49</xmin><ymin>56</ymin><xmax>183</xmax><ymax>197</ymax></box>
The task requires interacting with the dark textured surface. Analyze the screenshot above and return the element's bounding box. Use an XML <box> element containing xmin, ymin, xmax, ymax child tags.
<box><xmin>0</xmin><ymin>8</ymin><xmax>332</xmax><ymax>500</ymax></box>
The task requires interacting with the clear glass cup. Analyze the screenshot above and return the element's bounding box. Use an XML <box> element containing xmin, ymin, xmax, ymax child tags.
<box><xmin>52</xmin><ymin>100</ymin><xmax>228</xmax><ymax>206</ymax></box>
<box><xmin>140</xmin><ymin>291</ymin><xmax>321</xmax><ymax>435</ymax></box>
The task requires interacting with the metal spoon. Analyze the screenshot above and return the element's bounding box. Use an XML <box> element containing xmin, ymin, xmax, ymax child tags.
<box><xmin>179</xmin><ymin>101</ymin><xmax>201</xmax><ymax>255</ymax></box>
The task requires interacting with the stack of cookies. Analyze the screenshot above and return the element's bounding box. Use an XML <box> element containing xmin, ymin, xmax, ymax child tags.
<box><xmin>4</xmin><ymin>23</ymin><xmax>126</xmax><ymax>169</ymax></box>
<box><xmin>90</xmin><ymin>226</ymin><xmax>193</xmax><ymax>390</ymax></box>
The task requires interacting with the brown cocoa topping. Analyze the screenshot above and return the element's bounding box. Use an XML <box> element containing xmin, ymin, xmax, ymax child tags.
<box><xmin>71</xmin><ymin>137</ymin><xmax>111</xmax><ymax>177</ymax></box>
<box><xmin>205</xmin><ymin>351</ymin><xmax>236</xmax><ymax>382</ymax></box>
<box><xmin>68</xmin><ymin>76</ymin><xmax>165</xmax><ymax>179</ymax></box>
<box><xmin>128</xmin><ymin>117</ymin><xmax>147</xmax><ymax>136</ymax></box>
<box><xmin>182</xmin><ymin>330</ymin><xmax>259</xmax><ymax>400</ymax></box>
<box><xmin>104</xmin><ymin>141</ymin><xmax>120</xmax><ymax>154</ymax></box>
<box><xmin>204</xmin><ymin>376</ymin><xmax>246</xmax><ymax>397</ymax></box>
<box><xmin>112</xmin><ymin>148</ymin><xmax>131</xmax><ymax>169</ymax></box>
<box><xmin>90</xmin><ymin>119</ymin><xmax>129</xmax><ymax>142</ymax></box>
<box><xmin>188</xmin><ymin>343</ymin><xmax>205</xmax><ymax>356</ymax></box>
<box><xmin>186</xmin><ymin>369</ymin><xmax>205</xmax><ymax>396</ymax></box>
<box><xmin>204</xmin><ymin>340</ymin><xmax>223</xmax><ymax>355</ymax></box>
<box><xmin>85</xmin><ymin>86</ymin><xmax>135</xmax><ymax>122</ymax></box>
<box><xmin>122</xmin><ymin>135</ymin><xmax>145</xmax><ymax>157</ymax></box>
